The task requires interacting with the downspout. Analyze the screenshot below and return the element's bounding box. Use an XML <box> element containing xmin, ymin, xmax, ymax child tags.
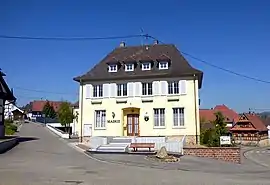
<box><xmin>80</xmin><ymin>79</ymin><xmax>84</xmax><ymax>143</ymax></box>
<box><xmin>193</xmin><ymin>74</ymin><xmax>198</xmax><ymax>144</ymax></box>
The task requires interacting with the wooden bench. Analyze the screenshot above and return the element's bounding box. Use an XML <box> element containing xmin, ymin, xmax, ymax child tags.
<box><xmin>129</xmin><ymin>143</ymin><xmax>155</xmax><ymax>152</ymax></box>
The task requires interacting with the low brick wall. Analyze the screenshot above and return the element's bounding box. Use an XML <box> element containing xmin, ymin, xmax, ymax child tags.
<box><xmin>0</xmin><ymin>137</ymin><xmax>19</xmax><ymax>154</ymax></box>
<box><xmin>184</xmin><ymin>147</ymin><xmax>241</xmax><ymax>163</ymax></box>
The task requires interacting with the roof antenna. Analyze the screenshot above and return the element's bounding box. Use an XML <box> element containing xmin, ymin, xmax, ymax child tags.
<box><xmin>140</xmin><ymin>28</ymin><xmax>144</xmax><ymax>46</ymax></box>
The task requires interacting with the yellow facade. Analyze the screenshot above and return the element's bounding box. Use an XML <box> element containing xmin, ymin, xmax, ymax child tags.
<box><xmin>77</xmin><ymin>77</ymin><xmax>200</xmax><ymax>141</ymax></box>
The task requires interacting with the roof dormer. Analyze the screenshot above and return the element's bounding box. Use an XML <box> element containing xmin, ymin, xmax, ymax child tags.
<box><xmin>158</xmin><ymin>61</ymin><xmax>169</xmax><ymax>70</ymax></box>
<box><xmin>108</xmin><ymin>64</ymin><xmax>118</xmax><ymax>72</ymax></box>
<box><xmin>141</xmin><ymin>62</ymin><xmax>151</xmax><ymax>71</ymax></box>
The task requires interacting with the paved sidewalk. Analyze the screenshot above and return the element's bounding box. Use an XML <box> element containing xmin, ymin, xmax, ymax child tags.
<box><xmin>0</xmin><ymin>123</ymin><xmax>269</xmax><ymax>185</ymax></box>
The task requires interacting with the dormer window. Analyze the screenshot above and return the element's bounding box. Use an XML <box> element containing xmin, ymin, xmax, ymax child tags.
<box><xmin>125</xmin><ymin>64</ymin><xmax>134</xmax><ymax>71</ymax></box>
<box><xmin>142</xmin><ymin>62</ymin><xmax>151</xmax><ymax>71</ymax></box>
<box><xmin>108</xmin><ymin>64</ymin><xmax>117</xmax><ymax>72</ymax></box>
<box><xmin>159</xmin><ymin>61</ymin><xmax>168</xmax><ymax>70</ymax></box>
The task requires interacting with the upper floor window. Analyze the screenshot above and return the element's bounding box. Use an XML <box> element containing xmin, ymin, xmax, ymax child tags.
<box><xmin>108</xmin><ymin>65</ymin><xmax>117</xmax><ymax>72</ymax></box>
<box><xmin>142</xmin><ymin>82</ymin><xmax>152</xmax><ymax>95</ymax></box>
<box><xmin>93</xmin><ymin>85</ymin><xmax>103</xmax><ymax>97</ymax></box>
<box><xmin>125</xmin><ymin>64</ymin><xmax>134</xmax><ymax>72</ymax></box>
<box><xmin>173</xmin><ymin>108</ymin><xmax>184</xmax><ymax>127</ymax></box>
<box><xmin>117</xmin><ymin>83</ymin><xmax>127</xmax><ymax>96</ymax></box>
<box><xmin>159</xmin><ymin>61</ymin><xmax>168</xmax><ymax>70</ymax></box>
<box><xmin>168</xmin><ymin>81</ymin><xmax>179</xmax><ymax>94</ymax></box>
<box><xmin>142</xmin><ymin>63</ymin><xmax>151</xmax><ymax>70</ymax></box>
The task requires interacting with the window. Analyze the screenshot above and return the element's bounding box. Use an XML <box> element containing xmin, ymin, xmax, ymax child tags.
<box><xmin>93</xmin><ymin>85</ymin><xmax>103</xmax><ymax>97</ymax></box>
<box><xmin>142</xmin><ymin>82</ymin><xmax>152</xmax><ymax>95</ymax></box>
<box><xmin>117</xmin><ymin>83</ymin><xmax>127</xmax><ymax>96</ymax></box>
<box><xmin>125</xmin><ymin>64</ymin><xmax>134</xmax><ymax>71</ymax></box>
<box><xmin>154</xmin><ymin>108</ymin><xmax>165</xmax><ymax>127</ymax></box>
<box><xmin>95</xmin><ymin>110</ymin><xmax>106</xmax><ymax>128</ymax></box>
<box><xmin>108</xmin><ymin>65</ymin><xmax>117</xmax><ymax>72</ymax></box>
<box><xmin>159</xmin><ymin>61</ymin><xmax>168</xmax><ymax>69</ymax></box>
<box><xmin>168</xmin><ymin>81</ymin><xmax>179</xmax><ymax>94</ymax></box>
<box><xmin>173</xmin><ymin>108</ymin><xmax>184</xmax><ymax>127</ymax></box>
<box><xmin>142</xmin><ymin>63</ymin><xmax>151</xmax><ymax>70</ymax></box>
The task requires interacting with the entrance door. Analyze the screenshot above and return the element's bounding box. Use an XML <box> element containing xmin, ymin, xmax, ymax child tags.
<box><xmin>127</xmin><ymin>114</ymin><xmax>139</xmax><ymax>136</ymax></box>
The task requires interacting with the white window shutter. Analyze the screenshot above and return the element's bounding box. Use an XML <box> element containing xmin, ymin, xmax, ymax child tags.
<box><xmin>153</xmin><ymin>81</ymin><xmax>159</xmax><ymax>95</ymax></box>
<box><xmin>110</xmin><ymin>83</ymin><xmax>116</xmax><ymax>97</ymax></box>
<box><xmin>134</xmin><ymin>82</ymin><xmax>141</xmax><ymax>96</ymax></box>
<box><xmin>179</xmin><ymin>80</ymin><xmax>187</xmax><ymax>95</ymax></box>
<box><xmin>160</xmin><ymin>81</ymin><xmax>167</xmax><ymax>95</ymax></box>
<box><xmin>103</xmin><ymin>84</ymin><xmax>109</xmax><ymax>98</ymax></box>
<box><xmin>85</xmin><ymin>85</ymin><xmax>92</xmax><ymax>99</ymax></box>
<box><xmin>127</xmin><ymin>82</ymin><xmax>134</xmax><ymax>97</ymax></box>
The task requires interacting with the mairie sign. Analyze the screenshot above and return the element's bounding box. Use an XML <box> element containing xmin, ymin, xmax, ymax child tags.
<box><xmin>107</xmin><ymin>120</ymin><xmax>120</xmax><ymax>123</ymax></box>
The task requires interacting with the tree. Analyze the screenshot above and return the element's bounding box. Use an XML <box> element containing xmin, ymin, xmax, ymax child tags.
<box><xmin>42</xmin><ymin>101</ymin><xmax>56</xmax><ymax>119</ymax></box>
<box><xmin>200</xmin><ymin>112</ymin><xmax>228</xmax><ymax>147</ymax></box>
<box><xmin>58</xmin><ymin>102</ymin><xmax>74</xmax><ymax>132</ymax></box>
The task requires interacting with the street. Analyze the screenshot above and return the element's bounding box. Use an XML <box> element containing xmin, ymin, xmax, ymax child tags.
<box><xmin>0</xmin><ymin>123</ymin><xmax>269</xmax><ymax>185</ymax></box>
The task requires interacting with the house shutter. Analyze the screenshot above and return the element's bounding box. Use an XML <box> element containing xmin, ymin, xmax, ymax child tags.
<box><xmin>85</xmin><ymin>85</ymin><xmax>92</xmax><ymax>99</ymax></box>
<box><xmin>110</xmin><ymin>83</ymin><xmax>116</xmax><ymax>97</ymax></box>
<box><xmin>179</xmin><ymin>80</ymin><xmax>187</xmax><ymax>95</ymax></box>
<box><xmin>127</xmin><ymin>82</ymin><xmax>134</xmax><ymax>97</ymax></box>
<box><xmin>153</xmin><ymin>81</ymin><xmax>159</xmax><ymax>95</ymax></box>
<box><xmin>134</xmin><ymin>82</ymin><xmax>141</xmax><ymax>96</ymax></box>
<box><xmin>103</xmin><ymin>84</ymin><xmax>110</xmax><ymax>98</ymax></box>
<box><xmin>160</xmin><ymin>81</ymin><xmax>167</xmax><ymax>95</ymax></box>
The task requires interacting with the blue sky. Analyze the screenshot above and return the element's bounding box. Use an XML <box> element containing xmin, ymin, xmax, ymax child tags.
<box><xmin>1</xmin><ymin>0</ymin><xmax>270</xmax><ymax>112</ymax></box>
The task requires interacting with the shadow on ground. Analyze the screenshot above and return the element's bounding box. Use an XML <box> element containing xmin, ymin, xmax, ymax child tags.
<box><xmin>18</xmin><ymin>137</ymin><xmax>39</xmax><ymax>143</ymax></box>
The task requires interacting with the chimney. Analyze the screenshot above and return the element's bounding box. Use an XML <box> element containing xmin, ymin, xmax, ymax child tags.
<box><xmin>154</xmin><ymin>40</ymin><xmax>159</xmax><ymax>45</ymax></box>
<box><xmin>120</xmin><ymin>41</ymin><xmax>126</xmax><ymax>47</ymax></box>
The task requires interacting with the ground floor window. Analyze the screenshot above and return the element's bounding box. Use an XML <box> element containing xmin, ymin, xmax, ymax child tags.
<box><xmin>173</xmin><ymin>108</ymin><xmax>185</xmax><ymax>127</ymax></box>
<box><xmin>95</xmin><ymin>110</ymin><xmax>106</xmax><ymax>129</ymax></box>
<box><xmin>154</xmin><ymin>108</ymin><xmax>165</xmax><ymax>127</ymax></box>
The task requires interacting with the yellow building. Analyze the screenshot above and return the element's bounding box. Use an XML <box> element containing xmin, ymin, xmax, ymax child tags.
<box><xmin>74</xmin><ymin>42</ymin><xmax>203</xmax><ymax>145</ymax></box>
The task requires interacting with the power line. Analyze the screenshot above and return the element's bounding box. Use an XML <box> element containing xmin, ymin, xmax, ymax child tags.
<box><xmin>13</xmin><ymin>86</ymin><xmax>77</xmax><ymax>96</ymax></box>
<box><xmin>0</xmin><ymin>34</ymin><xmax>146</xmax><ymax>41</ymax></box>
<box><xmin>147</xmin><ymin>35</ymin><xmax>270</xmax><ymax>84</ymax></box>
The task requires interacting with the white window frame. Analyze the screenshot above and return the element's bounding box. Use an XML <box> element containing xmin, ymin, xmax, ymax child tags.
<box><xmin>117</xmin><ymin>83</ymin><xmax>127</xmax><ymax>97</ymax></box>
<box><xmin>94</xmin><ymin>110</ymin><xmax>106</xmax><ymax>129</ymax></box>
<box><xmin>125</xmin><ymin>64</ymin><xmax>134</xmax><ymax>71</ymax></box>
<box><xmin>108</xmin><ymin>64</ymin><xmax>117</xmax><ymax>72</ymax></box>
<box><xmin>93</xmin><ymin>85</ymin><xmax>103</xmax><ymax>97</ymax></box>
<box><xmin>168</xmin><ymin>81</ymin><xmax>179</xmax><ymax>94</ymax></box>
<box><xmin>142</xmin><ymin>62</ymin><xmax>151</xmax><ymax>70</ymax></box>
<box><xmin>159</xmin><ymin>61</ymin><xmax>168</xmax><ymax>70</ymax></box>
<box><xmin>142</xmin><ymin>82</ymin><xmax>152</xmax><ymax>96</ymax></box>
<box><xmin>154</xmin><ymin>108</ymin><xmax>165</xmax><ymax>128</ymax></box>
<box><xmin>173</xmin><ymin>108</ymin><xmax>185</xmax><ymax>127</ymax></box>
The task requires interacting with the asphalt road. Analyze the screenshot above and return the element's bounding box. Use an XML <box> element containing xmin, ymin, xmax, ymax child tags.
<box><xmin>245</xmin><ymin>147</ymin><xmax>270</xmax><ymax>167</ymax></box>
<box><xmin>0</xmin><ymin>123</ymin><xmax>269</xmax><ymax>185</ymax></box>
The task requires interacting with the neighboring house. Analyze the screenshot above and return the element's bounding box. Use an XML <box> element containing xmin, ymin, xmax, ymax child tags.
<box><xmin>28</xmin><ymin>100</ymin><xmax>62</xmax><ymax>120</ymax></box>
<box><xmin>4</xmin><ymin>100</ymin><xmax>24</xmax><ymax>120</ymax></box>
<box><xmin>230</xmin><ymin>113</ymin><xmax>269</xmax><ymax>146</ymax></box>
<box><xmin>0</xmin><ymin>71</ymin><xmax>16</xmax><ymax>137</ymax></box>
<box><xmin>73</xmin><ymin>42</ymin><xmax>203</xmax><ymax>145</ymax></box>
<box><xmin>200</xmin><ymin>104</ymin><xmax>239</xmax><ymax>129</ymax></box>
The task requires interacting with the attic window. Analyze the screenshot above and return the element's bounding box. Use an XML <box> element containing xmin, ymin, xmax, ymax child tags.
<box><xmin>125</xmin><ymin>64</ymin><xmax>134</xmax><ymax>71</ymax></box>
<box><xmin>159</xmin><ymin>61</ymin><xmax>168</xmax><ymax>70</ymax></box>
<box><xmin>142</xmin><ymin>62</ymin><xmax>151</xmax><ymax>71</ymax></box>
<box><xmin>108</xmin><ymin>64</ymin><xmax>117</xmax><ymax>72</ymax></box>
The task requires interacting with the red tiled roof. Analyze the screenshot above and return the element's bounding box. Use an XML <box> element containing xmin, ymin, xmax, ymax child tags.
<box><xmin>31</xmin><ymin>100</ymin><xmax>63</xmax><ymax>112</ymax></box>
<box><xmin>230</xmin><ymin>113</ymin><xmax>268</xmax><ymax>132</ymax></box>
<box><xmin>199</xmin><ymin>104</ymin><xmax>239</xmax><ymax>123</ymax></box>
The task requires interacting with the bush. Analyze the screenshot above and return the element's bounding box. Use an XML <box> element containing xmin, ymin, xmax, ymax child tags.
<box><xmin>4</xmin><ymin>120</ymin><xmax>17</xmax><ymax>135</ymax></box>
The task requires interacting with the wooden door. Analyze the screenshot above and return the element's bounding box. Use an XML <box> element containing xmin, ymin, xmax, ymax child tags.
<box><xmin>127</xmin><ymin>114</ymin><xmax>139</xmax><ymax>136</ymax></box>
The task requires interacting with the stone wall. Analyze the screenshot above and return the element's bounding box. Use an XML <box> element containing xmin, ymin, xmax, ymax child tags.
<box><xmin>167</xmin><ymin>135</ymin><xmax>198</xmax><ymax>145</ymax></box>
<box><xmin>184</xmin><ymin>147</ymin><xmax>241</xmax><ymax>163</ymax></box>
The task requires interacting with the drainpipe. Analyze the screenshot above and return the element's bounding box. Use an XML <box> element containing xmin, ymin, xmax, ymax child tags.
<box><xmin>80</xmin><ymin>79</ymin><xmax>84</xmax><ymax>143</ymax></box>
<box><xmin>193</xmin><ymin>74</ymin><xmax>198</xmax><ymax>144</ymax></box>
